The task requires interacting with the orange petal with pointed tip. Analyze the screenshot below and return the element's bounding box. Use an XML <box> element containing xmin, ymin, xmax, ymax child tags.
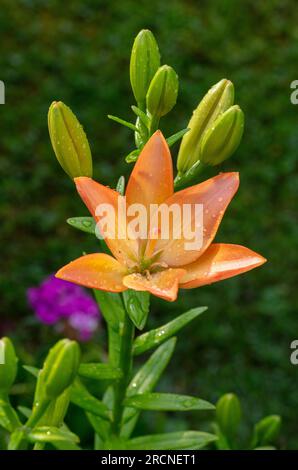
<box><xmin>123</xmin><ymin>268</ymin><xmax>186</xmax><ymax>302</ymax></box>
<box><xmin>151</xmin><ymin>172</ymin><xmax>239</xmax><ymax>267</ymax></box>
<box><xmin>125</xmin><ymin>131</ymin><xmax>174</xmax><ymax>212</ymax></box>
<box><xmin>179</xmin><ymin>243</ymin><xmax>266</xmax><ymax>289</ymax></box>
<box><xmin>75</xmin><ymin>177</ymin><xmax>138</xmax><ymax>266</ymax></box>
<box><xmin>56</xmin><ymin>253</ymin><xmax>127</xmax><ymax>292</ymax></box>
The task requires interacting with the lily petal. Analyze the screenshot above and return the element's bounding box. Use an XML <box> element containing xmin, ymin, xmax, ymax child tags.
<box><xmin>75</xmin><ymin>177</ymin><xmax>138</xmax><ymax>266</ymax></box>
<box><xmin>125</xmin><ymin>131</ymin><xmax>174</xmax><ymax>211</ymax></box>
<box><xmin>179</xmin><ymin>243</ymin><xmax>266</xmax><ymax>288</ymax></box>
<box><xmin>56</xmin><ymin>253</ymin><xmax>127</xmax><ymax>292</ymax></box>
<box><xmin>123</xmin><ymin>268</ymin><xmax>186</xmax><ymax>302</ymax></box>
<box><xmin>152</xmin><ymin>172</ymin><xmax>239</xmax><ymax>267</ymax></box>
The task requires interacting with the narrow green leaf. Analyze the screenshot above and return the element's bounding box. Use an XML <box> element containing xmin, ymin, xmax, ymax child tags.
<box><xmin>167</xmin><ymin>128</ymin><xmax>190</xmax><ymax>147</ymax></box>
<box><xmin>116</xmin><ymin>175</ymin><xmax>125</xmax><ymax>195</ymax></box>
<box><xmin>121</xmin><ymin>338</ymin><xmax>176</xmax><ymax>438</ymax></box>
<box><xmin>94</xmin><ymin>290</ymin><xmax>125</xmax><ymax>329</ymax></box>
<box><xmin>53</xmin><ymin>440</ymin><xmax>81</xmax><ymax>450</ymax></box>
<box><xmin>87</xmin><ymin>412</ymin><xmax>111</xmax><ymax>442</ymax></box>
<box><xmin>108</xmin><ymin>115</ymin><xmax>138</xmax><ymax>132</ymax></box>
<box><xmin>131</xmin><ymin>105</ymin><xmax>150</xmax><ymax>127</ymax></box>
<box><xmin>17</xmin><ymin>406</ymin><xmax>32</xmax><ymax>419</ymax></box>
<box><xmin>133</xmin><ymin>306</ymin><xmax>207</xmax><ymax>355</ymax></box>
<box><xmin>123</xmin><ymin>393</ymin><xmax>214</xmax><ymax>411</ymax></box>
<box><xmin>67</xmin><ymin>217</ymin><xmax>96</xmax><ymax>235</ymax></box>
<box><xmin>123</xmin><ymin>290</ymin><xmax>150</xmax><ymax>330</ymax></box>
<box><xmin>125</xmin><ymin>148</ymin><xmax>141</xmax><ymax>163</ymax></box>
<box><xmin>23</xmin><ymin>365</ymin><xmax>39</xmax><ymax>377</ymax></box>
<box><xmin>127</xmin><ymin>431</ymin><xmax>217</xmax><ymax>450</ymax></box>
<box><xmin>70</xmin><ymin>379</ymin><xmax>110</xmax><ymax>420</ymax></box>
<box><xmin>0</xmin><ymin>400</ymin><xmax>21</xmax><ymax>432</ymax></box>
<box><xmin>27</xmin><ymin>426</ymin><xmax>79</xmax><ymax>444</ymax></box>
<box><xmin>79</xmin><ymin>363</ymin><xmax>123</xmax><ymax>380</ymax></box>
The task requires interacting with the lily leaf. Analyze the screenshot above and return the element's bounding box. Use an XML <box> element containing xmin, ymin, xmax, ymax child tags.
<box><xmin>0</xmin><ymin>399</ymin><xmax>21</xmax><ymax>432</ymax></box>
<box><xmin>79</xmin><ymin>363</ymin><xmax>122</xmax><ymax>381</ymax></box>
<box><xmin>23</xmin><ymin>365</ymin><xmax>39</xmax><ymax>378</ymax></box>
<box><xmin>67</xmin><ymin>217</ymin><xmax>96</xmax><ymax>235</ymax></box>
<box><xmin>108</xmin><ymin>115</ymin><xmax>138</xmax><ymax>132</ymax></box>
<box><xmin>123</xmin><ymin>393</ymin><xmax>214</xmax><ymax>411</ymax></box>
<box><xmin>166</xmin><ymin>128</ymin><xmax>189</xmax><ymax>147</ymax></box>
<box><xmin>133</xmin><ymin>306</ymin><xmax>207</xmax><ymax>355</ymax></box>
<box><xmin>70</xmin><ymin>379</ymin><xmax>110</xmax><ymax>420</ymax></box>
<box><xmin>127</xmin><ymin>431</ymin><xmax>217</xmax><ymax>450</ymax></box>
<box><xmin>122</xmin><ymin>290</ymin><xmax>150</xmax><ymax>330</ymax></box>
<box><xmin>121</xmin><ymin>338</ymin><xmax>176</xmax><ymax>438</ymax></box>
<box><xmin>27</xmin><ymin>426</ymin><xmax>79</xmax><ymax>444</ymax></box>
<box><xmin>131</xmin><ymin>105</ymin><xmax>150</xmax><ymax>128</ymax></box>
<box><xmin>125</xmin><ymin>148</ymin><xmax>141</xmax><ymax>163</ymax></box>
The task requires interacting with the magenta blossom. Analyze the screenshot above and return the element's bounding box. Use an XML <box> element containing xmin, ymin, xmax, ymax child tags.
<box><xmin>27</xmin><ymin>274</ymin><xmax>100</xmax><ymax>341</ymax></box>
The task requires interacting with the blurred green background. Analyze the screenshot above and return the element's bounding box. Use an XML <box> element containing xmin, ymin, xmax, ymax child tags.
<box><xmin>0</xmin><ymin>0</ymin><xmax>297</xmax><ymax>449</ymax></box>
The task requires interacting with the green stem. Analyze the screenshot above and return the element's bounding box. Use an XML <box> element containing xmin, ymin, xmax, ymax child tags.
<box><xmin>111</xmin><ymin>303</ymin><xmax>135</xmax><ymax>435</ymax></box>
<box><xmin>149</xmin><ymin>114</ymin><xmax>160</xmax><ymax>135</ymax></box>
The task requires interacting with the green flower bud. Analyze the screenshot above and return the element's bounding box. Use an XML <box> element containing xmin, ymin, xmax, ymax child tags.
<box><xmin>253</xmin><ymin>415</ymin><xmax>281</xmax><ymax>446</ymax></box>
<box><xmin>48</xmin><ymin>101</ymin><xmax>92</xmax><ymax>179</ymax></box>
<box><xmin>177</xmin><ymin>78</ymin><xmax>234</xmax><ymax>173</ymax></box>
<box><xmin>130</xmin><ymin>29</ymin><xmax>160</xmax><ymax>107</ymax></box>
<box><xmin>146</xmin><ymin>65</ymin><xmax>179</xmax><ymax>118</ymax></box>
<box><xmin>41</xmin><ymin>339</ymin><xmax>80</xmax><ymax>400</ymax></box>
<box><xmin>0</xmin><ymin>337</ymin><xmax>18</xmax><ymax>393</ymax></box>
<box><xmin>199</xmin><ymin>105</ymin><xmax>244</xmax><ymax>166</ymax></box>
<box><xmin>216</xmin><ymin>393</ymin><xmax>241</xmax><ymax>439</ymax></box>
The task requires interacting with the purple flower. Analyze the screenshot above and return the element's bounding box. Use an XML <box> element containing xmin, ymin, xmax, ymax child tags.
<box><xmin>27</xmin><ymin>274</ymin><xmax>100</xmax><ymax>341</ymax></box>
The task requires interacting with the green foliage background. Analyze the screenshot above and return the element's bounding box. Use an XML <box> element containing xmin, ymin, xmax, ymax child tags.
<box><xmin>0</xmin><ymin>0</ymin><xmax>297</xmax><ymax>448</ymax></box>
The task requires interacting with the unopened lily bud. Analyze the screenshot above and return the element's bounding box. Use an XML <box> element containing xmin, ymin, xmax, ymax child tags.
<box><xmin>253</xmin><ymin>415</ymin><xmax>281</xmax><ymax>446</ymax></box>
<box><xmin>41</xmin><ymin>339</ymin><xmax>80</xmax><ymax>400</ymax></box>
<box><xmin>146</xmin><ymin>65</ymin><xmax>179</xmax><ymax>118</ymax></box>
<box><xmin>48</xmin><ymin>101</ymin><xmax>92</xmax><ymax>178</ymax></box>
<box><xmin>130</xmin><ymin>29</ymin><xmax>160</xmax><ymax>107</ymax></box>
<box><xmin>216</xmin><ymin>393</ymin><xmax>241</xmax><ymax>439</ymax></box>
<box><xmin>177</xmin><ymin>79</ymin><xmax>234</xmax><ymax>173</ymax></box>
<box><xmin>0</xmin><ymin>337</ymin><xmax>18</xmax><ymax>393</ymax></box>
<box><xmin>199</xmin><ymin>105</ymin><xmax>244</xmax><ymax>166</ymax></box>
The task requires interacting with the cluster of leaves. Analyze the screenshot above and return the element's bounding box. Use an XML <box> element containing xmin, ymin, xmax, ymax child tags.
<box><xmin>1</xmin><ymin>305</ymin><xmax>218</xmax><ymax>450</ymax></box>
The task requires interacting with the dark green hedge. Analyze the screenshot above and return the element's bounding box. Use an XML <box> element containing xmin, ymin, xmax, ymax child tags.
<box><xmin>0</xmin><ymin>0</ymin><xmax>297</xmax><ymax>448</ymax></box>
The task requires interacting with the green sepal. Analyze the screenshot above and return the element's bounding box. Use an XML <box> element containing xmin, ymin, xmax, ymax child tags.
<box><xmin>123</xmin><ymin>392</ymin><xmax>214</xmax><ymax>411</ymax></box>
<box><xmin>127</xmin><ymin>431</ymin><xmax>217</xmax><ymax>450</ymax></box>
<box><xmin>133</xmin><ymin>306</ymin><xmax>207</xmax><ymax>355</ymax></box>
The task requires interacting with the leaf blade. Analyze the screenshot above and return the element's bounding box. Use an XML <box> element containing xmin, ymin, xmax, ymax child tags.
<box><xmin>133</xmin><ymin>307</ymin><xmax>207</xmax><ymax>355</ymax></box>
<box><xmin>127</xmin><ymin>431</ymin><xmax>217</xmax><ymax>450</ymax></box>
<box><xmin>123</xmin><ymin>393</ymin><xmax>214</xmax><ymax>411</ymax></box>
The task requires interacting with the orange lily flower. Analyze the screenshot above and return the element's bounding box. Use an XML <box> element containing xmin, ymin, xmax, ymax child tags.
<box><xmin>56</xmin><ymin>131</ymin><xmax>266</xmax><ymax>302</ymax></box>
